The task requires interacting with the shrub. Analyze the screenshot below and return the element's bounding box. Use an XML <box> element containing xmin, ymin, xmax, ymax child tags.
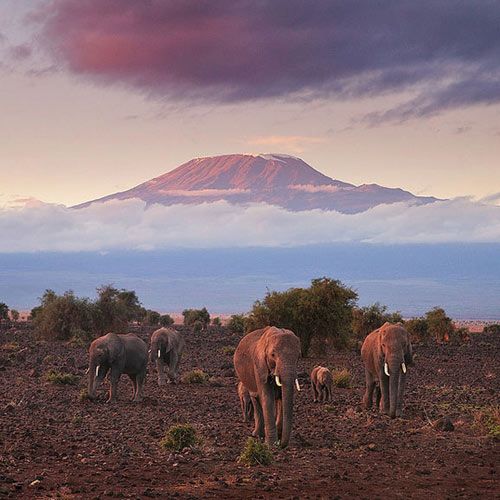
<box><xmin>159</xmin><ymin>314</ymin><xmax>174</xmax><ymax>327</ymax></box>
<box><xmin>483</xmin><ymin>324</ymin><xmax>500</xmax><ymax>335</ymax></box>
<box><xmin>227</xmin><ymin>314</ymin><xmax>247</xmax><ymax>334</ymax></box>
<box><xmin>351</xmin><ymin>303</ymin><xmax>402</xmax><ymax>340</ymax></box>
<box><xmin>45</xmin><ymin>370</ymin><xmax>78</xmax><ymax>385</ymax></box>
<box><xmin>473</xmin><ymin>406</ymin><xmax>500</xmax><ymax>439</ymax></box>
<box><xmin>221</xmin><ymin>345</ymin><xmax>235</xmax><ymax>355</ymax></box>
<box><xmin>332</xmin><ymin>369</ymin><xmax>351</xmax><ymax>388</ymax></box>
<box><xmin>0</xmin><ymin>302</ymin><xmax>9</xmax><ymax>322</ymax></box>
<box><xmin>10</xmin><ymin>309</ymin><xmax>19</xmax><ymax>322</ymax></box>
<box><xmin>182</xmin><ymin>308</ymin><xmax>210</xmax><ymax>329</ymax></box>
<box><xmin>208</xmin><ymin>376</ymin><xmax>225</xmax><ymax>386</ymax></box>
<box><xmin>78</xmin><ymin>389</ymin><xmax>91</xmax><ymax>401</ymax></box>
<box><xmin>405</xmin><ymin>317</ymin><xmax>431</xmax><ymax>343</ymax></box>
<box><xmin>70</xmin><ymin>328</ymin><xmax>93</xmax><ymax>347</ymax></box>
<box><xmin>238</xmin><ymin>438</ymin><xmax>273</xmax><ymax>466</ymax></box>
<box><xmin>160</xmin><ymin>424</ymin><xmax>199</xmax><ymax>452</ymax></box>
<box><xmin>182</xmin><ymin>369</ymin><xmax>209</xmax><ymax>384</ymax></box>
<box><xmin>193</xmin><ymin>320</ymin><xmax>203</xmax><ymax>333</ymax></box>
<box><xmin>34</xmin><ymin>290</ymin><xmax>95</xmax><ymax>341</ymax></box>
<box><xmin>246</xmin><ymin>278</ymin><xmax>358</xmax><ymax>356</ymax></box>
<box><xmin>143</xmin><ymin>309</ymin><xmax>161</xmax><ymax>326</ymax></box>
<box><xmin>212</xmin><ymin>317</ymin><xmax>222</xmax><ymax>327</ymax></box>
<box><xmin>425</xmin><ymin>307</ymin><xmax>454</xmax><ymax>343</ymax></box>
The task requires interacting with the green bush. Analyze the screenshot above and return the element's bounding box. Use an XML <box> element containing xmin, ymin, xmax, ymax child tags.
<box><xmin>182</xmin><ymin>369</ymin><xmax>209</xmax><ymax>384</ymax></box>
<box><xmin>212</xmin><ymin>317</ymin><xmax>222</xmax><ymax>327</ymax></box>
<box><xmin>78</xmin><ymin>389</ymin><xmax>91</xmax><ymax>401</ymax></box>
<box><xmin>332</xmin><ymin>369</ymin><xmax>351</xmax><ymax>388</ymax></box>
<box><xmin>425</xmin><ymin>307</ymin><xmax>454</xmax><ymax>343</ymax></box>
<box><xmin>220</xmin><ymin>345</ymin><xmax>235</xmax><ymax>355</ymax></box>
<box><xmin>483</xmin><ymin>324</ymin><xmax>500</xmax><ymax>335</ymax></box>
<box><xmin>405</xmin><ymin>317</ymin><xmax>430</xmax><ymax>343</ymax></box>
<box><xmin>193</xmin><ymin>320</ymin><xmax>203</xmax><ymax>333</ymax></box>
<box><xmin>160</xmin><ymin>424</ymin><xmax>199</xmax><ymax>452</ymax></box>
<box><xmin>473</xmin><ymin>406</ymin><xmax>500</xmax><ymax>439</ymax></box>
<box><xmin>246</xmin><ymin>277</ymin><xmax>358</xmax><ymax>356</ymax></box>
<box><xmin>182</xmin><ymin>308</ymin><xmax>210</xmax><ymax>329</ymax></box>
<box><xmin>238</xmin><ymin>438</ymin><xmax>273</xmax><ymax>466</ymax></box>
<box><xmin>159</xmin><ymin>314</ymin><xmax>174</xmax><ymax>327</ymax></box>
<box><xmin>351</xmin><ymin>303</ymin><xmax>402</xmax><ymax>340</ymax></box>
<box><xmin>45</xmin><ymin>370</ymin><xmax>78</xmax><ymax>385</ymax></box>
<box><xmin>227</xmin><ymin>314</ymin><xmax>247</xmax><ymax>334</ymax></box>
<box><xmin>143</xmin><ymin>309</ymin><xmax>161</xmax><ymax>326</ymax></box>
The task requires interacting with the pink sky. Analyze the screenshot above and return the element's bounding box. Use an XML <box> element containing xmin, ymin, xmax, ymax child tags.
<box><xmin>0</xmin><ymin>0</ymin><xmax>499</xmax><ymax>206</ymax></box>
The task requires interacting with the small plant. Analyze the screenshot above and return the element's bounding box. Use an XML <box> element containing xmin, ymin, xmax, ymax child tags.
<box><xmin>69</xmin><ymin>328</ymin><xmax>92</xmax><ymax>347</ymax></box>
<box><xmin>332</xmin><ymin>368</ymin><xmax>351</xmax><ymax>388</ymax></box>
<box><xmin>220</xmin><ymin>345</ymin><xmax>235</xmax><ymax>355</ymax></box>
<box><xmin>324</xmin><ymin>404</ymin><xmax>335</xmax><ymax>413</ymax></box>
<box><xmin>182</xmin><ymin>369</ymin><xmax>209</xmax><ymax>384</ymax></box>
<box><xmin>238</xmin><ymin>438</ymin><xmax>273</xmax><ymax>466</ymax></box>
<box><xmin>208</xmin><ymin>376</ymin><xmax>224</xmax><ymax>387</ymax></box>
<box><xmin>45</xmin><ymin>370</ymin><xmax>78</xmax><ymax>385</ymax></box>
<box><xmin>1</xmin><ymin>341</ymin><xmax>19</xmax><ymax>351</ymax></box>
<box><xmin>160</xmin><ymin>424</ymin><xmax>199</xmax><ymax>452</ymax></box>
<box><xmin>72</xmin><ymin>415</ymin><xmax>83</xmax><ymax>426</ymax></box>
<box><xmin>473</xmin><ymin>406</ymin><xmax>500</xmax><ymax>439</ymax></box>
<box><xmin>78</xmin><ymin>388</ymin><xmax>91</xmax><ymax>401</ymax></box>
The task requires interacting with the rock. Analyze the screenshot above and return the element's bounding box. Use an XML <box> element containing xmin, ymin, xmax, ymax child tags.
<box><xmin>434</xmin><ymin>417</ymin><xmax>454</xmax><ymax>432</ymax></box>
<box><xmin>29</xmin><ymin>480</ymin><xmax>41</xmax><ymax>487</ymax></box>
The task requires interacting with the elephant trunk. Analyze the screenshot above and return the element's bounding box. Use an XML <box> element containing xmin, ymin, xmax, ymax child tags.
<box><xmin>88</xmin><ymin>361</ymin><xmax>97</xmax><ymax>398</ymax></box>
<box><xmin>277</xmin><ymin>365</ymin><xmax>296</xmax><ymax>448</ymax></box>
<box><xmin>388</xmin><ymin>357</ymin><xmax>402</xmax><ymax>418</ymax></box>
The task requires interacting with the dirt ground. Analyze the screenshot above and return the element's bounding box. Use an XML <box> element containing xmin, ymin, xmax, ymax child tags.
<box><xmin>1</xmin><ymin>325</ymin><xmax>498</xmax><ymax>499</ymax></box>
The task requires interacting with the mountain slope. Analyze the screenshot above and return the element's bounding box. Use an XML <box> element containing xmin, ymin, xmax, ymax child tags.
<box><xmin>76</xmin><ymin>153</ymin><xmax>438</xmax><ymax>213</ymax></box>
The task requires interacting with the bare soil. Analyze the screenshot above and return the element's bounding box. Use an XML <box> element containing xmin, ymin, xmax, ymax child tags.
<box><xmin>1</xmin><ymin>326</ymin><xmax>498</xmax><ymax>499</ymax></box>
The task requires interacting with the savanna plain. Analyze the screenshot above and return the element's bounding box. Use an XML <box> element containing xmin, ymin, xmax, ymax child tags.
<box><xmin>1</xmin><ymin>323</ymin><xmax>498</xmax><ymax>499</ymax></box>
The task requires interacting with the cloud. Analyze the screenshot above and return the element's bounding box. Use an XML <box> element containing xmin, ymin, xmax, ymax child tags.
<box><xmin>158</xmin><ymin>188</ymin><xmax>249</xmax><ymax>197</ymax></box>
<box><xmin>289</xmin><ymin>184</ymin><xmax>345</xmax><ymax>193</ymax></box>
<box><xmin>31</xmin><ymin>1</ymin><xmax>500</xmax><ymax>121</ymax></box>
<box><xmin>248</xmin><ymin>136</ymin><xmax>325</xmax><ymax>154</ymax></box>
<box><xmin>0</xmin><ymin>196</ymin><xmax>499</xmax><ymax>253</ymax></box>
<box><xmin>9</xmin><ymin>44</ymin><xmax>32</xmax><ymax>60</ymax></box>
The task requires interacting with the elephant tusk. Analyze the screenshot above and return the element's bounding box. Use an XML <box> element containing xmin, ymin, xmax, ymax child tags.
<box><xmin>95</xmin><ymin>365</ymin><xmax>100</xmax><ymax>377</ymax></box>
<box><xmin>85</xmin><ymin>367</ymin><xmax>89</xmax><ymax>375</ymax></box>
<box><xmin>157</xmin><ymin>349</ymin><xmax>161</xmax><ymax>359</ymax></box>
<box><xmin>275</xmin><ymin>375</ymin><xmax>282</xmax><ymax>387</ymax></box>
<box><xmin>295</xmin><ymin>379</ymin><xmax>301</xmax><ymax>391</ymax></box>
<box><xmin>401</xmin><ymin>362</ymin><xmax>407</xmax><ymax>374</ymax></box>
<box><xmin>384</xmin><ymin>362</ymin><xmax>390</xmax><ymax>377</ymax></box>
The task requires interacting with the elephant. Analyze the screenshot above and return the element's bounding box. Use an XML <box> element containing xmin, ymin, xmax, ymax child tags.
<box><xmin>361</xmin><ymin>322</ymin><xmax>413</xmax><ymax>418</ymax></box>
<box><xmin>237</xmin><ymin>381</ymin><xmax>253</xmax><ymax>422</ymax></box>
<box><xmin>233</xmin><ymin>326</ymin><xmax>302</xmax><ymax>448</ymax></box>
<box><xmin>88</xmin><ymin>332</ymin><xmax>148</xmax><ymax>403</ymax></box>
<box><xmin>149</xmin><ymin>327</ymin><xmax>185</xmax><ymax>386</ymax></box>
<box><xmin>310</xmin><ymin>366</ymin><xmax>333</xmax><ymax>403</ymax></box>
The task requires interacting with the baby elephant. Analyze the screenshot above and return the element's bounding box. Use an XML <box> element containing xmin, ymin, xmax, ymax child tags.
<box><xmin>88</xmin><ymin>332</ymin><xmax>148</xmax><ymax>403</ymax></box>
<box><xmin>149</xmin><ymin>327</ymin><xmax>185</xmax><ymax>386</ymax></box>
<box><xmin>237</xmin><ymin>381</ymin><xmax>254</xmax><ymax>422</ymax></box>
<box><xmin>310</xmin><ymin>366</ymin><xmax>333</xmax><ymax>402</ymax></box>
<box><xmin>361</xmin><ymin>322</ymin><xmax>413</xmax><ymax>418</ymax></box>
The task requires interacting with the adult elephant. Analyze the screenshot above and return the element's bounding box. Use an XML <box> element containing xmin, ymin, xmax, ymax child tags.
<box><xmin>88</xmin><ymin>332</ymin><xmax>148</xmax><ymax>403</ymax></box>
<box><xmin>233</xmin><ymin>326</ymin><xmax>301</xmax><ymax>448</ymax></box>
<box><xmin>361</xmin><ymin>322</ymin><xmax>413</xmax><ymax>418</ymax></box>
<box><xmin>149</xmin><ymin>327</ymin><xmax>185</xmax><ymax>386</ymax></box>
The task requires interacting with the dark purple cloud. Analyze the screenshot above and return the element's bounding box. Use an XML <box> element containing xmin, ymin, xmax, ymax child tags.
<box><xmin>33</xmin><ymin>0</ymin><xmax>500</xmax><ymax>120</ymax></box>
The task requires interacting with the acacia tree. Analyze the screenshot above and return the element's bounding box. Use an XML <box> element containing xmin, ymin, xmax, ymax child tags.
<box><xmin>246</xmin><ymin>277</ymin><xmax>358</xmax><ymax>356</ymax></box>
<box><xmin>182</xmin><ymin>307</ymin><xmax>210</xmax><ymax>330</ymax></box>
<box><xmin>0</xmin><ymin>302</ymin><xmax>9</xmax><ymax>323</ymax></box>
<box><xmin>425</xmin><ymin>307</ymin><xmax>455</xmax><ymax>342</ymax></box>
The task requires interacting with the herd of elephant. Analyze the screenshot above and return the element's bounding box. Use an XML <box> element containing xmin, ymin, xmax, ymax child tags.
<box><xmin>87</xmin><ymin>322</ymin><xmax>413</xmax><ymax>448</ymax></box>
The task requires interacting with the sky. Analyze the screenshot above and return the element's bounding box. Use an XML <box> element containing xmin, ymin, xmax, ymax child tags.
<box><xmin>0</xmin><ymin>0</ymin><xmax>499</xmax><ymax>207</ymax></box>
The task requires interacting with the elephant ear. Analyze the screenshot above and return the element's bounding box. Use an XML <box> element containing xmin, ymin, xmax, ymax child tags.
<box><xmin>404</xmin><ymin>340</ymin><xmax>414</xmax><ymax>366</ymax></box>
<box><xmin>108</xmin><ymin>337</ymin><xmax>126</xmax><ymax>364</ymax></box>
<box><xmin>254</xmin><ymin>327</ymin><xmax>273</xmax><ymax>385</ymax></box>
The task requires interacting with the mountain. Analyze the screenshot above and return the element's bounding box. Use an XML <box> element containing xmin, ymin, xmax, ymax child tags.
<box><xmin>76</xmin><ymin>154</ymin><xmax>438</xmax><ymax>213</ymax></box>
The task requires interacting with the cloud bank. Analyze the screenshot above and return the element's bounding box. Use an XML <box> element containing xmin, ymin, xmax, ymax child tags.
<box><xmin>0</xmin><ymin>197</ymin><xmax>499</xmax><ymax>253</ymax></box>
<box><xmin>32</xmin><ymin>1</ymin><xmax>500</xmax><ymax>122</ymax></box>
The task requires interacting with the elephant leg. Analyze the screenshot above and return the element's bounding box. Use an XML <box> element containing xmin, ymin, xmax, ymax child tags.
<box><xmin>276</xmin><ymin>398</ymin><xmax>283</xmax><ymax>441</ymax></box>
<box><xmin>375</xmin><ymin>384</ymin><xmax>381</xmax><ymax>409</ymax></box>
<box><xmin>363</xmin><ymin>371</ymin><xmax>375</xmax><ymax>409</ymax></box>
<box><xmin>311</xmin><ymin>381</ymin><xmax>318</xmax><ymax>402</ymax></box>
<box><xmin>171</xmin><ymin>352</ymin><xmax>181</xmax><ymax>383</ymax></box>
<box><xmin>240</xmin><ymin>397</ymin><xmax>247</xmax><ymax>422</ymax></box>
<box><xmin>107</xmin><ymin>369</ymin><xmax>120</xmax><ymax>403</ymax></box>
<box><xmin>128</xmin><ymin>374</ymin><xmax>137</xmax><ymax>401</ymax></box>
<box><xmin>396</xmin><ymin>373</ymin><xmax>406</xmax><ymax>417</ymax></box>
<box><xmin>380</xmin><ymin>374</ymin><xmax>390</xmax><ymax>415</ymax></box>
<box><xmin>251</xmin><ymin>396</ymin><xmax>264</xmax><ymax>439</ymax></box>
<box><xmin>156</xmin><ymin>358</ymin><xmax>166</xmax><ymax>386</ymax></box>
<box><xmin>326</xmin><ymin>384</ymin><xmax>332</xmax><ymax>402</ymax></box>
<box><xmin>134</xmin><ymin>370</ymin><xmax>146</xmax><ymax>402</ymax></box>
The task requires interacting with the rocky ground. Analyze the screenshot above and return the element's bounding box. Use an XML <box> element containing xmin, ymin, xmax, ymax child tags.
<box><xmin>0</xmin><ymin>325</ymin><xmax>498</xmax><ymax>499</ymax></box>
